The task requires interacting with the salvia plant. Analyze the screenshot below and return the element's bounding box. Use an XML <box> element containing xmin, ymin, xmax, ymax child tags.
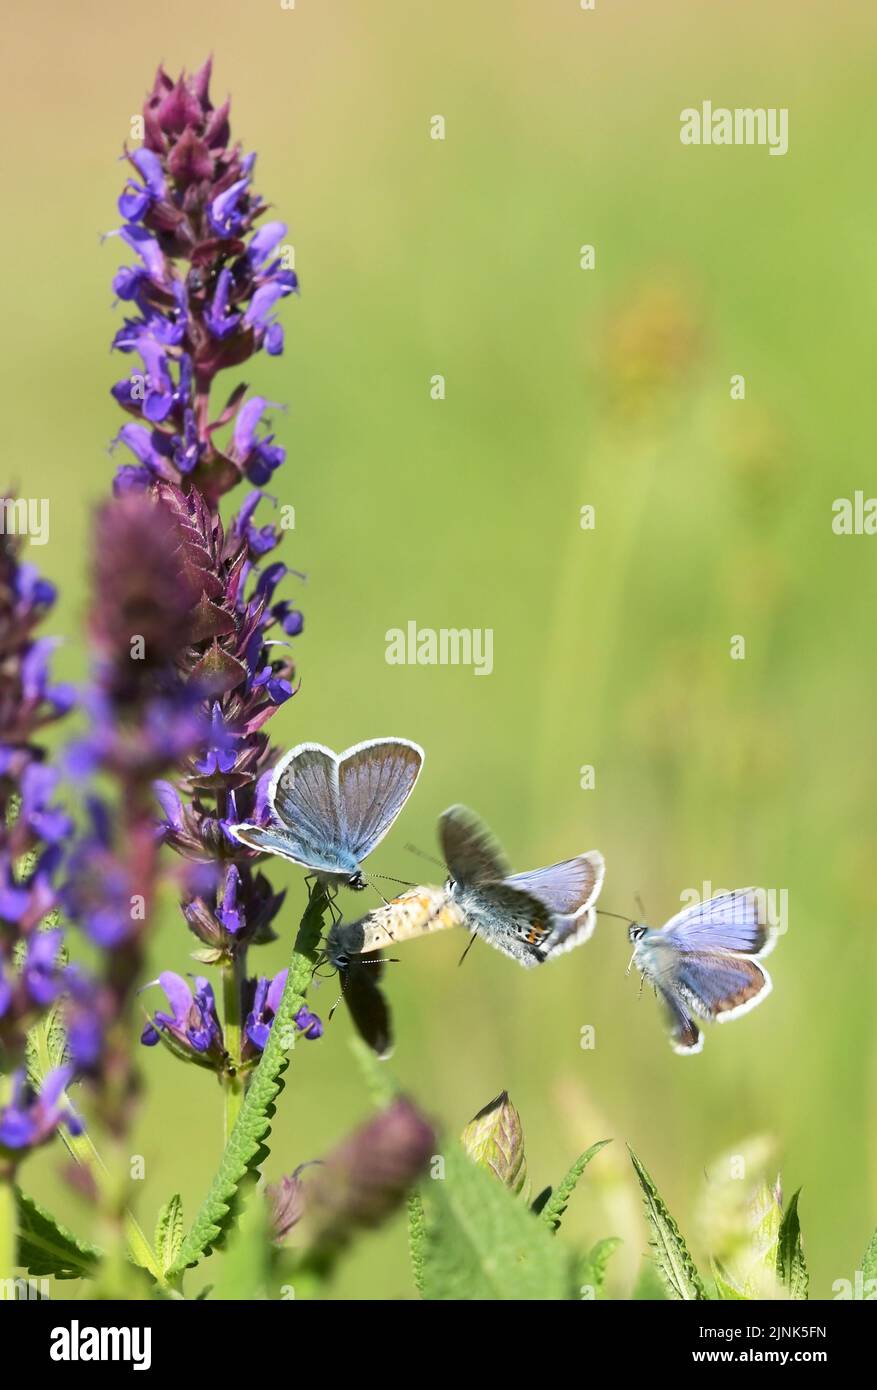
<box><xmin>0</xmin><ymin>60</ymin><xmax>874</xmax><ymax>1302</ymax></box>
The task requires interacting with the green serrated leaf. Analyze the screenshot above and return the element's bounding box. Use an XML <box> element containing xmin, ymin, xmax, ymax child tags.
<box><xmin>578</xmin><ymin>1235</ymin><xmax>622</xmax><ymax>1299</ymax></box>
<box><xmin>408</xmin><ymin>1191</ymin><xmax>427</xmax><ymax>1296</ymax></box>
<box><xmin>169</xmin><ymin>886</ymin><xmax>329</xmax><ymax>1276</ymax></box>
<box><xmin>712</xmin><ymin>1257</ymin><xmax>746</xmax><ymax>1300</ymax></box>
<box><xmin>776</xmin><ymin>1190</ymin><xmax>809</xmax><ymax>1300</ymax></box>
<box><xmin>16</xmin><ymin>1189</ymin><xmax>101</xmax><ymax>1280</ymax></box>
<box><xmin>421</xmin><ymin>1142</ymin><xmax>577</xmax><ymax>1300</ymax></box>
<box><xmin>863</xmin><ymin>1225</ymin><xmax>877</xmax><ymax>1283</ymax></box>
<box><xmin>25</xmin><ymin>1000</ymin><xmax>69</xmax><ymax>1088</ymax></box>
<box><xmin>541</xmin><ymin>1139</ymin><xmax>611</xmax><ymax>1233</ymax></box>
<box><xmin>154</xmin><ymin>1194</ymin><xmax>184</xmax><ymax>1274</ymax></box>
<box><xmin>628</xmin><ymin>1147</ymin><xmax>708</xmax><ymax>1301</ymax></box>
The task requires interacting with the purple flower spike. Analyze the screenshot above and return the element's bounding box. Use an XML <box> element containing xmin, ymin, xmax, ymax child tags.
<box><xmin>102</xmin><ymin>64</ymin><xmax>315</xmax><ymax>1098</ymax></box>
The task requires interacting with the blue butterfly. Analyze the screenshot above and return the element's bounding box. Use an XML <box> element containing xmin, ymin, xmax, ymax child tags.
<box><xmin>439</xmin><ymin>804</ymin><xmax>605</xmax><ymax>967</ymax></box>
<box><xmin>229</xmin><ymin>738</ymin><xmax>424</xmax><ymax>891</ymax></box>
<box><xmin>627</xmin><ymin>888</ymin><xmax>777</xmax><ymax>1054</ymax></box>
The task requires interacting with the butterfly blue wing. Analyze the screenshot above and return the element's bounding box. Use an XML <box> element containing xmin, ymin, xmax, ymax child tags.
<box><xmin>338</xmin><ymin>739</ymin><xmax>423</xmax><ymax>862</ymax></box>
<box><xmin>540</xmin><ymin>906</ymin><xmax>597</xmax><ymax>959</ymax></box>
<box><xmin>267</xmin><ymin>743</ymin><xmax>351</xmax><ymax>868</ymax></box>
<box><xmin>227</xmin><ymin>822</ymin><xmax>349</xmax><ymax>876</ymax></box>
<box><xmin>439</xmin><ymin>805</ymin><xmax>510</xmax><ymax>887</ymax></box>
<box><xmin>505</xmin><ymin>852</ymin><xmax>604</xmax><ymax>918</ymax></box>
<box><xmin>635</xmin><ymin>933</ymin><xmax>771</xmax><ymax>1051</ymax></box>
<box><xmin>673</xmin><ymin>952</ymin><xmax>772</xmax><ymax>1022</ymax></box>
<box><xmin>660</xmin><ymin>889</ymin><xmax>774</xmax><ymax>957</ymax></box>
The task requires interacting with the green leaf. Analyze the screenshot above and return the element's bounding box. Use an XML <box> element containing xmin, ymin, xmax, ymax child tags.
<box><xmin>154</xmin><ymin>1195</ymin><xmax>184</xmax><ymax>1274</ymax></box>
<box><xmin>408</xmin><ymin>1192</ymin><xmax>427</xmax><ymax>1296</ymax></box>
<box><xmin>421</xmin><ymin>1142</ymin><xmax>577</xmax><ymax>1300</ymax></box>
<box><xmin>776</xmin><ymin>1189</ymin><xmax>809</xmax><ymax>1300</ymax></box>
<box><xmin>628</xmin><ymin>1147</ymin><xmax>708</xmax><ymax>1300</ymax></box>
<box><xmin>169</xmin><ymin>886</ymin><xmax>329</xmax><ymax>1276</ymax></box>
<box><xmin>578</xmin><ymin>1235</ymin><xmax>622</xmax><ymax>1299</ymax></box>
<box><xmin>16</xmin><ymin>1189</ymin><xmax>101</xmax><ymax>1280</ymax></box>
<box><xmin>541</xmin><ymin>1139</ymin><xmax>611</xmax><ymax>1233</ymax></box>
<box><xmin>863</xmin><ymin>1225</ymin><xmax>877</xmax><ymax>1283</ymax></box>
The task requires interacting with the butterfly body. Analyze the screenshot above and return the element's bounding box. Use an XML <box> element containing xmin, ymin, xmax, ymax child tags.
<box><xmin>325</xmin><ymin>884</ymin><xmax>464</xmax><ymax>968</ymax></box>
<box><xmin>628</xmin><ymin>888</ymin><xmax>777</xmax><ymax>1054</ymax></box>
<box><xmin>229</xmin><ymin>738</ymin><xmax>423</xmax><ymax>889</ymax></box>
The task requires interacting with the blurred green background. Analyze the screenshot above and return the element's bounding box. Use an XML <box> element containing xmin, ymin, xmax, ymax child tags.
<box><xmin>5</xmin><ymin>0</ymin><xmax>876</xmax><ymax>1297</ymax></box>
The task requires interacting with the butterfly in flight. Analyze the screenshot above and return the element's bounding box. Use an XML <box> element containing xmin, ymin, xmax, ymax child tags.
<box><xmin>438</xmin><ymin>804</ymin><xmax>604</xmax><ymax>967</ymax></box>
<box><xmin>626</xmin><ymin>887</ymin><xmax>777</xmax><ymax>1054</ymax></box>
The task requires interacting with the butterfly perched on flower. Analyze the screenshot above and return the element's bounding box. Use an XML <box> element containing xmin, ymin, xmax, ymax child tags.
<box><xmin>229</xmin><ymin>738</ymin><xmax>423</xmax><ymax>891</ymax></box>
<box><xmin>626</xmin><ymin>888</ymin><xmax>778</xmax><ymax>1054</ymax></box>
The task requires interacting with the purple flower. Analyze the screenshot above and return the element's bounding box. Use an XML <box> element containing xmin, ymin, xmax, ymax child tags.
<box><xmin>247</xmin><ymin>220</ymin><xmax>287</xmax><ymax>267</ymax></box>
<box><xmin>208</xmin><ymin>177</ymin><xmax>251</xmax><ymax>237</ymax></box>
<box><xmin>244</xmin><ymin>968</ymin><xmax>322</xmax><ymax>1054</ymax></box>
<box><xmin>141</xmin><ymin>971</ymin><xmax>225</xmax><ymax>1065</ymax></box>
<box><xmin>22</xmin><ymin>929</ymin><xmax>64</xmax><ymax>1008</ymax></box>
<box><xmin>193</xmin><ymin>702</ymin><xmax>239</xmax><ymax>777</ymax></box>
<box><xmin>118</xmin><ymin>148</ymin><xmax>167</xmax><ymax>222</ymax></box>
<box><xmin>216</xmin><ymin>864</ymin><xmax>242</xmax><ymax>935</ymax></box>
<box><xmin>204</xmin><ymin>267</ymin><xmax>241</xmax><ymax>340</ymax></box>
<box><xmin>0</xmin><ymin>1067</ymin><xmax>83</xmax><ymax>1151</ymax></box>
<box><xmin>232</xmin><ymin>397</ymin><xmax>286</xmax><ymax>485</ymax></box>
<box><xmin>116</xmin><ymin>224</ymin><xmax>168</xmax><ymax>287</ymax></box>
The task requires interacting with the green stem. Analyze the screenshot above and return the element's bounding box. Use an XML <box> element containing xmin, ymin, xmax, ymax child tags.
<box><xmin>0</xmin><ymin>1176</ymin><xmax>16</xmax><ymax>1280</ymax></box>
<box><xmin>222</xmin><ymin>956</ymin><xmax>245</xmax><ymax>1142</ymax></box>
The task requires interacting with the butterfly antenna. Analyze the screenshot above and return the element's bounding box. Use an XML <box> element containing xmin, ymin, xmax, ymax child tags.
<box><xmin>598</xmin><ymin>908</ymin><xmax>637</xmax><ymax>926</ymax></box>
<box><xmin>372</xmin><ymin>873</ymin><xmax>417</xmax><ymax>890</ymax></box>
<box><xmin>634</xmin><ymin>891</ymin><xmax>647</xmax><ymax>920</ymax></box>
<box><xmin>457</xmin><ymin>931</ymin><xmax>478</xmax><ymax>968</ymax></box>
<box><xmin>404</xmin><ymin>842</ymin><xmax>446</xmax><ymax>872</ymax></box>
